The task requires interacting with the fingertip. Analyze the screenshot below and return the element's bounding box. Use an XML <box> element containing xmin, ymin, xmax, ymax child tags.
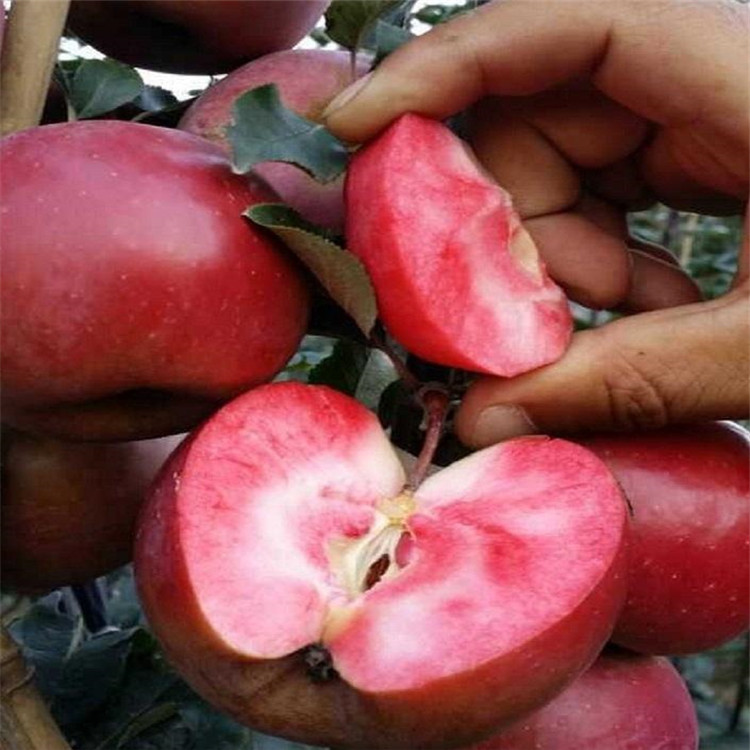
<box><xmin>455</xmin><ymin>378</ymin><xmax>538</xmax><ymax>448</ymax></box>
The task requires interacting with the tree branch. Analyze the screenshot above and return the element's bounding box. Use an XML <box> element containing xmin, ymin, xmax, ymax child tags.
<box><xmin>0</xmin><ymin>0</ymin><xmax>71</xmax><ymax>135</ymax></box>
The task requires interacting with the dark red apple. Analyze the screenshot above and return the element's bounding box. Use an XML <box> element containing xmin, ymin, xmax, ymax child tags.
<box><xmin>1</xmin><ymin>121</ymin><xmax>310</xmax><ymax>442</ymax></box>
<box><xmin>67</xmin><ymin>0</ymin><xmax>330</xmax><ymax>74</ymax></box>
<box><xmin>466</xmin><ymin>649</ymin><xmax>698</xmax><ymax>749</ymax></box>
<box><xmin>2</xmin><ymin>428</ymin><xmax>184</xmax><ymax>594</ymax></box>
<box><xmin>582</xmin><ymin>422</ymin><xmax>749</xmax><ymax>654</ymax></box>
<box><xmin>346</xmin><ymin>114</ymin><xmax>572</xmax><ymax>377</ymax></box>
<box><xmin>180</xmin><ymin>49</ymin><xmax>369</xmax><ymax>231</ymax></box>
<box><xmin>135</xmin><ymin>382</ymin><xmax>628</xmax><ymax>749</ymax></box>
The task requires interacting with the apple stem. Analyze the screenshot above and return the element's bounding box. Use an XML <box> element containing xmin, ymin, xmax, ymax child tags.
<box><xmin>409</xmin><ymin>386</ymin><xmax>450</xmax><ymax>489</ymax></box>
<box><xmin>369</xmin><ymin>331</ymin><xmax>420</xmax><ymax>392</ymax></box>
<box><xmin>70</xmin><ymin>583</ymin><xmax>108</xmax><ymax>634</ymax></box>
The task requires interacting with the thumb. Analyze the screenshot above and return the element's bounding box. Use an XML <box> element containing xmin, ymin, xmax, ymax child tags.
<box><xmin>455</xmin><ymin>284</ymin><xmax>749</xmax><ymax>447</ymax></box>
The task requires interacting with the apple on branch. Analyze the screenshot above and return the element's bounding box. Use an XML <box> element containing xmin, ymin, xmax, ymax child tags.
<box><xmin>135</xmin><ymin>381</ymin><xmax>628</xmax><ymax>749</ymax></box>
<box><xmin>582</xmin><ymin>421</ymin><xmax>750</xmax><ymax>655</ymax></box>
<box><xmin>180</xmin><ymin>49</ymin><xmax>369</xmax><ymax>232</ymax></box>
<box><xmin>0</xmin><ymin>121</ymin><xmax>310</xmax><ymax>442</ymax></box>
<box><xmin>464</xmin><ymin>648</ymin><xmax>699</xmax><ymax>749</ymax></box>
<box><xmin>66</xmin><ymin>0</ymin><xmax>330</xmax><ymax>75</ymax></box>
<box><xmin>1</xmin><ymin>429</ymin><xmax>184</xmax><ymax>594</ymax></box>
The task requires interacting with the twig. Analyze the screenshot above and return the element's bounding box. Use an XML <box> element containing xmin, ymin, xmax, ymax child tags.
<box><xmin>0</xmin><ymin>627</ymin><xmax>71</xmax><ymax>750</ymax></box>
<box><xmin>0</xmin><ymin>0</ymin><xmax>71</xmax><ymax>135</ymax></box>
<box><xmin>679</xmin><ymin>213</ymin><xmax>701</xmax><ymax>268</ymax></box>
<box><xmin>369</xmin><ymin>331</ymin><xmax>420</xmax><ymax>392</ymax></box>
<box><xmin>408</xmin><ymin>386</ymin><xmax>450</xmax><ymax>489</ymax></box>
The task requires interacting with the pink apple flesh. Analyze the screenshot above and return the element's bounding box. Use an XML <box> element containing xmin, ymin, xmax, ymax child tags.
<box><xmin>345</xmin><ymin>114</ymin><xmax>572</xmax><ymax>376</ymax></box>
<box><xmin>467</xmin><ymin>649</ymin><xmax>698</xmax><ymax>749</ymax></box>
<box><xmin>582</xmin><ymin>422</ymin><xmax>750</xmax><ymax>654</ymax></box>
<box><xmin>180</xmin><ymin>49</ymin><xmax>370</xmax><ymax>230</ymax></box>
<box><xmin>0</xmin><ymin>121</ymin><xmax>309</xmax><ymax>441</ymax></box>
<box><xmin>136</xmin><ymin>382</ymin><xmax>628</xmax><ymax>749</ymax></box>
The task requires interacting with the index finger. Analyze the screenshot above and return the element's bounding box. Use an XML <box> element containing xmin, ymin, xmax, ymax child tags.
<box><xmin>323</xmin><ymin>0</ymin><xmax>747</xmax><ymax>144</ymax></box>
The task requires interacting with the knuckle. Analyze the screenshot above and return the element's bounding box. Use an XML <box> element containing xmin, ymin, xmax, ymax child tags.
<box><xmin>598</xmin><ymin>331</ymin><xmax>672</xmax><ymax>431</ymax></box>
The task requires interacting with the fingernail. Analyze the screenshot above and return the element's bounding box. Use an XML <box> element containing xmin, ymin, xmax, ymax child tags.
<box><xmin>471</xmin><ymin>405</ymin><xmax>537</xmax><ymax>446</ymax></box>
<box><xmin>322</xmin><ymin>72</ymin><xmax>373</xmax><ymax>120</ymax></box>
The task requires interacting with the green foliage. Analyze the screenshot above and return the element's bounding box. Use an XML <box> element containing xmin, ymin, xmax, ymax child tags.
<box><xmin>228</xmin><ymin>85</ymin><xmax>348</xmax><ymax>183</ymax></box>
<box><xmin>245</xmin><ymin>203</ymin><xmax>378</xmax><ymax>336</ymax></box>
<box><xmin>325</xmin><ymin>0</ymin><xmax>404</xmax><ymax>50</ymax></box>
<box><xmin>308</xmin><ymin>339</ymin><xmax>369</xmax><ymax>394</ymax></box>
<box><xmin>64</xmin><ymin>59</ymin><xmax>144</xmax><ymax>119</ymax></box>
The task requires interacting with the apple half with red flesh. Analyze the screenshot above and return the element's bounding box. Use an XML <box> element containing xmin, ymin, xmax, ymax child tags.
<box><xmin>180</xmin><ymin>49</ymin><xmax>370</xmax><ymax>231</ymax></box>
<box><xmin>346</xmin><ymin>114</ymin><xmax>572</xmax><ymax>377</ymax></box>
<box><xmin>581</xmin><ymin>422</ymin><xmax>750</xmax><ymax>655</ymax></box>
<box><xmin>1</xmin><ymin>121</ymin><xmax>310</xmax><ymax>442</ymax></box>
<box><xmin>466</xmin><ymin>648</ymin><xmax>698</xmax><ymax>749</ymax></box>
<box><xmin>135</xmin><ymin>382</ymin><xmax>628</xmax><ymax>749</ymax></box>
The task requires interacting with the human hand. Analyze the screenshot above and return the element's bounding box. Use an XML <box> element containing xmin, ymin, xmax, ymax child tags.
<box><xmin>324</xmin><ymin>0</ymin><xmax>749</xmax><ymax>443</ymax></box>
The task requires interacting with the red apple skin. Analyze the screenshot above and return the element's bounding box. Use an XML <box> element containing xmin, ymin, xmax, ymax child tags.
<box><xmin>581</xmin><ymin>422</ymin><xmax>749</xmax><ymax>655</ymax></box>
<box><xmin>1</xmin><ymin>121</ymin><xmax>310</xmax><ymax>442</ymax></box>
<box><xmin>135</xmin><ymin>382</ymin><xmax>628</xmax><ymax>749</ymax></box>
<box><xmin>464</xmin><ymin>649</ymin><xmax>698</xmax><ymax>750</ymax></box>
<box><xmin>1</xmin><ymin>429</ymin><xmax>184</xmax><ymax>594</ymax></box>
<box><xmin>180</xmin><ymin>49</ymin><xmax>369</xmax><ymax>231</ymax></box>
<box><xmin>66</xmin><ymin>0</ymin><xmax>330</xmax><ymax>75</ymax></box>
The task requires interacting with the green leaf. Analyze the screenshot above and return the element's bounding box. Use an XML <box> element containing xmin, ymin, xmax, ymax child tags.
<box><xmin>308</xmin><ymin>339</ymin><xmax>369</xmax><ymax>395</ymax></box>
<box><xmin>133</xmin><ymin>85</ymin><xmax>179</xmax><ymax>113</ymax></box>
<box><xmin>325</xmin><ymin>0</ymin><xmax>402</xmax><ymax>50</ymax></box>
<box><xmin>373</xmin><ymin>20</ymin><xmax>414</xmax><ymax>64</ymax></box>
<box><xmin>228</xmin><ymin>85</ymin><xmax>348</xmax><ymax>183</ymax></box>
<box><xmin>69</xmin><ymin>59</ymin><xmax>144</xmax><ymax>119</ymax></box>
<box><xmin>246</xmin><ymin>203</ymin><xmax>378</xmax><ymax>335</ymax></box>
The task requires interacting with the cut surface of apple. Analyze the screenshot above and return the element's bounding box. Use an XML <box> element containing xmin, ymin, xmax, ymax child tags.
<box><xmin>346</xmin><ymin>114</ymin><xmax>572</xmax><ymax>377</ymax></box>
<box><xmin>136</xmin><ymin>382</ymin><xmax>627</xmax><ymax>749</ymax></box>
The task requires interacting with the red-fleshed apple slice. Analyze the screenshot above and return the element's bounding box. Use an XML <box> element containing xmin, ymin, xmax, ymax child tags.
<box><xmin>135</xmin><ymin>382</ymin><xmax>627</xmax><ymax>750</ymax></box>
<box><xmin>345</xmin><ymin>114</ymin><xmax>572</xmax><ymax>376</ymax></box>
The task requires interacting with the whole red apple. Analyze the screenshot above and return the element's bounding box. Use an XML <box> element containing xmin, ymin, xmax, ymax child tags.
<box><xmin>2</xmin><ymin>428</ymin><xmax>184</xmax><ymax>594</ymax></box>
<box><xmin>66</xmin><ymin>0</ymin><xmax>330</xmax><ymax>74</ymax></box>
<box><xmin>180</xmin><ymin>49</ymin><xmax>369</xmax><ymax>231</ymax></box>
<box><xmin>1</xmin><ymin>121</ymin><xmax>309</xmax><ymax>441</ymax></box>
<box><xmin>135</xmin><ymin>382</ymin><xmax>628</xmax><ymax>749</ymax></box>
<box><xmin>582</xmin><ymin>422</ymin><xmax>749</xmax><ymax>654</ymax></box>
<box><xmin>346</xmin><ymin>114</ymin><xmax>572</xmax><ymax>377</ymax></box>
<box><xmin>465</xmin><ymin>648</ymin><xmax>698</xmax><ymax>749</ymax></box>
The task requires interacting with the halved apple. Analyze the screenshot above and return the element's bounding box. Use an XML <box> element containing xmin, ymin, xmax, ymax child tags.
<box><xmin>135</xmin><ymin>382</ymin><xmax>627</xmax><ymax>749</ymax></box>
<box><xmin>346</xmin><ymin>114</ymin><xmax>572</xmax><ymax>377</ymax></box>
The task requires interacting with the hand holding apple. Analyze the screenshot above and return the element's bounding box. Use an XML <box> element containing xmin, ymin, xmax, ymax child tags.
<box><xmin>325</xmin><ymin>0</ymin><xmax>747</xmax><ymax>443</ymax></box>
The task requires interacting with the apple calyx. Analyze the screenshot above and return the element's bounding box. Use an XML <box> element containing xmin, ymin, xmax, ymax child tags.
<box><xmin>330</xmin><ymin>491</ymin><xmax>416</xmax><ymax>599</ymax></box>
